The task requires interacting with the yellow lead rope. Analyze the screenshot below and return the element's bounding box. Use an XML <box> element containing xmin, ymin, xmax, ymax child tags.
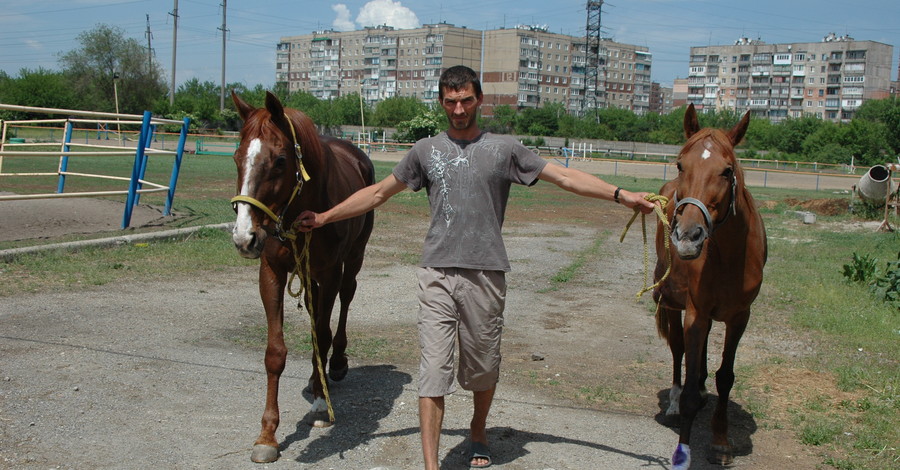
<box><xmin>287</xmin><ymin>231</ymin><xmax>336</xmax><ymax>424</ymax></box>
<box><xmin>620</xmin><ymin>194</ymin><xmax>671</xmax><ymax>299</ymax></box>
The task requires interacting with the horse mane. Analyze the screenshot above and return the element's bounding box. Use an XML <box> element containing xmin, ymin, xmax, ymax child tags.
<box><xmin>284</xmin><ymin>108</ymin><xmax>325</xmax><ymax>160</ymax></box>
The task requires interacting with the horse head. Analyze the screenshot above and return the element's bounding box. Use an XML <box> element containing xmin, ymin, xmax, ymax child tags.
<box><xmin>669</xmin><ymin>104</ymin><xmax>750</xmax><ymax>260</ymax></box>
<box><xmin>230</xmin><ymin>91</ymin><xmax>317</xmax><ymax>258</ymax></box>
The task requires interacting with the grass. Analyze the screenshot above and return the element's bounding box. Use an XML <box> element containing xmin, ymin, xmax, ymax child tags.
<box><xmin>1</xmin><ymin>153</ymin><xmax>898</xmax><ymax>469</ymax></box>
<box><xmin>737</xmin><ymin>209</ymin><xmax>900</xmax><ymax>469</ymax></box>
<box><xmin>537</xmin><ymin>234</ymin><xmax>607</xmax><ymax>292</ymax></box>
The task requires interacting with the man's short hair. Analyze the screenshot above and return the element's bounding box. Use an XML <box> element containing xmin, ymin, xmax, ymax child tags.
<box><xmin>439</xmin><ymin>65</ymin><xmax>482</xmax><ymax>100</ymax></box>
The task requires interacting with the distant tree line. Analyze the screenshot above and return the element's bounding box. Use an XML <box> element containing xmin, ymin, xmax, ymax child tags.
<box><xmin>2</xmin><ymin>24</ymin><xmax>899</xmax><ymax>167</ymax></box>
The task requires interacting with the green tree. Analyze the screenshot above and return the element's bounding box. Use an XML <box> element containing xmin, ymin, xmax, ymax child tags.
<box><xmin>801</xmin><ymin>119</ymin><xmax>890</xmax><ymax>166</ymax></box>
<box><xmin>0</xmin><ymin>68</ymin><xmax>80</xmax><ymax>114</ymax></box>
<box><xmin>769</xmin><ymin>116</ymin><xmax>824</xmax><ymax>155</ymax></box>
<box><xmin>58</xmin><ymin>24</ymin><xmax>167</xmax><ymax>114</ymax></box>
<box><xmin>394</xmin><ymin>104</ymin><xmax>445</xmax><ymax>142</ymax></box>
<box><xmin>480</xmin><ymin>104</ymin><xmax>517</xmax><ymax>134</ymax></box>
<box><xmin>372</xmin><ymin>96</ymin><xmax>426</xmax><ymax>127</ymax></box>
<box><xmin>855</xmin><ymin>97</ymin><xmax>900</xmax><ymax>158</ymax></box>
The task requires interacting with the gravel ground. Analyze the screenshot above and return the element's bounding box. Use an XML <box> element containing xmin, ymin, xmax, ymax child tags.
<box><xmin>0</xmin><ymin>223</ymin><xmax>820</xmax><ymax>470</ymax></box>
<box><xmin>0</xmin><ymin>153</ymin><xmax>824</xmax><ymax>469</ymax></box>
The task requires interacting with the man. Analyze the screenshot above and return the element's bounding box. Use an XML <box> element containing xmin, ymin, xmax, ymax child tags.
<box><xmin>298</xmin><ymin>65</ymin><xmax>655</xmax><ymax>469</ymax></box>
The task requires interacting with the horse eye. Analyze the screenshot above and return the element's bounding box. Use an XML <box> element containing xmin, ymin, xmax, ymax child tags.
<box><xmin>722</xmin><ymin>167</ymin><xmax>734</xmax><ymax>179</ymax></box>
<box><xmin>676</xmin><ymin>162</ymin><xmax>683</xmax><ymax>172</ymax></box>
<box><xmin>274</xmin><ymin>156</ymin><xmax>287</xmax><ymax>169</ymax></box>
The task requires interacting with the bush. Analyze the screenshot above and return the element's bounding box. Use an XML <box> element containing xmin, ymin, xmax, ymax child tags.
<box><xmin>842</xmin><ymin>251</ymin><xmax>900</xmax><ymax>309</ymax></box>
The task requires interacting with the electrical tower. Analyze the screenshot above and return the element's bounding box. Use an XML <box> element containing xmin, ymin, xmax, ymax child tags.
<box><xmin>582</xmin><ymin>0</ymin><xmax>605</xmax><ymax>113</ymax></box>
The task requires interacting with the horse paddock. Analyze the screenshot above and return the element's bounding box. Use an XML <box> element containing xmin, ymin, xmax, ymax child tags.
<box><xmin>0</xmin><ymin>182</ymin><xmax>830</xmax><ymax>469</ymax></box>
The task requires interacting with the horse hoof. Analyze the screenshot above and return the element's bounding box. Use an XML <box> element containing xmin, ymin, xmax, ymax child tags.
<box><xmin>329</xmin><ymin>365</ymin><xmax>349</xmax><ymax>382</ymax></box>
<box><xmin>708</xmin><ymin>444</ymin><xmax>734</xmax><ymax>465</ymax></box>
<box><xmin>250</xmin><ymin>444</ymin><xmax>279</xmax><ymax>463</ymax></box>
<box><xmin>672</xmin><ymin>443</ymin><xmax>690</xmax><ymax>470</ymax></box>
<box><xmin>307</xmin><ymin>412</ymin><xmax>333</xmax><ymax>428</ymax></box>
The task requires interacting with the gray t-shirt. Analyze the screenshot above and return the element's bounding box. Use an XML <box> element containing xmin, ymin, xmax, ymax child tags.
<box><xmin>392</xmin><ymin>131</ymin><xmax>547</xmax><ymax>272</ymax></box>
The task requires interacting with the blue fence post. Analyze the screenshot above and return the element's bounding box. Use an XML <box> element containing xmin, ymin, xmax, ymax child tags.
<box><xmin>164</xmin><ymin>117</ymin><xmax>191</xmax><ymax>216</ymax></box>
<box><xmin>56</xmin><ymin>121</ymin><xmax>74</xmax><ymax>194</ymax></box>
<box><xmin>134</xmin><ymin>124</ymin><xmax>157</xmax><ymax>206</ymax></box>
<box><xmin>122</xmin><ymin>111</ymin><xmax>153</xmax><ymax>228</ymax></box>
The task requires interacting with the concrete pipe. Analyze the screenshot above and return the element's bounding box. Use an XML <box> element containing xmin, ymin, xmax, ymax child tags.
<box><xmin>856</xmin><ymin>165</ymin><xmax>897</xmax><ymax>203</ymax></box>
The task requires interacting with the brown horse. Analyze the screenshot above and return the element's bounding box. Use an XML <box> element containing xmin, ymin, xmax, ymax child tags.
<box><xmin>230</xmin><ymin>91</ymin><xmax>374</xmax><ymax>463</ymax></box>
<box><xmin>653</xmin><ymin>104</ymin><xmax>767</xmax><ymax>469</ymax></box>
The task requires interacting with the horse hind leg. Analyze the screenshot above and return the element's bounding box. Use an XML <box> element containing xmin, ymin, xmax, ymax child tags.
<box><xmin>708</xmin><ymin>311</ymin><xmax>749</xmax><ymax>465</ymax></box>
<box><xmin>329</xmin><ymin>256</ymin><xmax>363</xmax><ymax>382</ymax></box>
<box><xmin>307</xmin><ymin>273</ymin><xmax>341</xmax><ymax>428</ymax></box>
<box><xmin>662</xmin><ymin>305</ymin><xmax>684</xmax><ymax>417</ymax></box>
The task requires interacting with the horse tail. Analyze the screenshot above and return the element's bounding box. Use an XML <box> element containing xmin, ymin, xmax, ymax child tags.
<box><xmin>653</xmin><ymin>292</ymin><xmax>670</xmax><ymax>341</ymax></box>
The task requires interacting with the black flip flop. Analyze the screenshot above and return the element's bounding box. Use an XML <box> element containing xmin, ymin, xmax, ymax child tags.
<box><xmin>469</xmin><ymin>441</ymin><xmax>492</xmax><ymax>468</ymax></box>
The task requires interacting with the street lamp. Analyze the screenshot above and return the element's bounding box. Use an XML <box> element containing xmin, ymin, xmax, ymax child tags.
<box><xmin>113</xmin><ymin>72</ymin><xmax>122</xmax><ymax>145</ymax></box>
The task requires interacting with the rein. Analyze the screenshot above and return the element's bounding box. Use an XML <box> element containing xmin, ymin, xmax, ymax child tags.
<box><xmin>230</xmin><ymin>114</ymin><xmax>335</xmax><ymax>425</ymax></box>
<box><xmin>620</xmin><ymin>194</ymin><xmax>671</xmax><ymax>299</ymax></box>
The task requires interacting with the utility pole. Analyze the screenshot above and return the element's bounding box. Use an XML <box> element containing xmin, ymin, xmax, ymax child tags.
<box><xmin>169</xmin><ymin>0</ymin><xmax>178</xmax><ymax>106</ymax></box>
<box><xmin>145</xmin><ymin>14</ymin><xmax>154</xmax><ymax>75</ymax></box>
<box><xmin>219</xmin><ymin>0</ymin><xmax>228</xmax><ymax>111</ymax></box>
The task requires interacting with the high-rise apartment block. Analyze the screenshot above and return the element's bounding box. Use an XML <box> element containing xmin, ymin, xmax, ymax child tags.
<box><xmin>688</xmin><ymin>34</ymin><xmax>894</xmax><ymax>122</ymax></box>
<box><xmin>275</xmin><ymin>23</ymin><xmax>652</xmax><ymax>117</ymax></box>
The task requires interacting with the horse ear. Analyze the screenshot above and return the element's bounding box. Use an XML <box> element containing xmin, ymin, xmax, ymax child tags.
<box><xmin>264</xmin><ymin>91</ymin><xmax>286</xmax><ymax>122</ymax></box>
<box><xmin>728</xmin><ymin>111</ymin><xmax>751</xmax><ymax>146</ymax></box>
<box><xmin>683</xmin><ymin>104</ymin><xmax>700</xmax><ymax>139</ymax></box>
<box><xmin>232</xmin><ymin>90</ymin><xmax>256</xmax><ymax>121</ymax></box>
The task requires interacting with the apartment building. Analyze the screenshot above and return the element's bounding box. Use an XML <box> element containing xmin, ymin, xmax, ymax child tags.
<box><xmin>480</xmin><ymin>26</ymin><xmax>579</xmax><ymax>117</ymax></box>
<box><xmin>649</xmin><ymin>82</ymin><xmax>673</xmax><ymax>114</ymax></box>
<box><xmin>688</xmin><ymin>34</ymin><xmax>894</xmax><ymax>122</ymax></box>
<box><xmin>276</xmin><ymin>24</ymin><xmax>652</xmax><ymax>116</ymax></box>
<box><xmin>277</xmin><ymin>23</ymin><xmax>481</xmax><ymax>106</ymax></box>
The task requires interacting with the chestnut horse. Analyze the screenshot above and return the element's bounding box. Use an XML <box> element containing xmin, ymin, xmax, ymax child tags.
<box><xmin>230</xmin><ymin>91</ymin><xmax>374</xmax><ymax>463</ymax></box>
<box><xmin>653</xmin><ymin>104</ymin><xmax>767</xmax><ymax>469</ymax></box>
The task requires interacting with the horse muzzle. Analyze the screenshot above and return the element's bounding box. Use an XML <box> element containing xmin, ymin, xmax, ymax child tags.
<box><xmin>233</xmin><ymin>226</ymin><xmax>267</xmax><ymax>259</ymax></box>
<box><xmin>233</xmin><ymin>205</ymin><xmax>268</xmax><ymax>259</ymax></box>
<box><xmin>670</xmin><ymin>220</ymin><xmax>707</xmax><ymax>260</ymax></box>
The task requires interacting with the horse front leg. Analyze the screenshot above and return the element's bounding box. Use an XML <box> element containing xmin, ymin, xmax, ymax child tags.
<box><xmin>672</xmin><ymin>306</ymin><xmax>711</xmax><ymax>470</ymax></box>
<box><xmin>709</xmin><ymin>310</ymin><xmax>749</xmax><ymax>465</ymax></box>
<box><xmin>306</xmin><ymin>268</ymin><xmax>342</xmax><ymax>427</ymax></box>
<box><xmin>251</xmin><ymin>263</ymin><xmax>288</xmax><ymax>463</ymax></box>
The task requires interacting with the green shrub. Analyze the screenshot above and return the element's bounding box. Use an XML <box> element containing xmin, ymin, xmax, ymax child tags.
<box><xmin>842</xmin><ymin>251</ymin><xmax>900</xmax><ymax>309</ymax></box>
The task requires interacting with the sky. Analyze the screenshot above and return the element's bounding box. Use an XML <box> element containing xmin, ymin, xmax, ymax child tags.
<box><xmin>1</xmin><ymin>0</ymin><xmax>898</xmax><ymax>92</ymax></box>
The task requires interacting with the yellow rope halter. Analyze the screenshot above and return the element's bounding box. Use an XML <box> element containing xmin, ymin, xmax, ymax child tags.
<box><xmin>619</xmin><ymin>194</ymin><xmax>671</xmax><ymax>299</ymax></box>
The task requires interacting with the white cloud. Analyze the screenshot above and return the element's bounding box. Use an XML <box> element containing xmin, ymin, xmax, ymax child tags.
<box><xmin>355</xmin><ymin>0</ymin><xmax>420</xmax><ymax>29</ymax></box>
<box><xmin>331</xmin><ymin>4</ymin><xmax>356</xmax><ymax>31</ymax></box>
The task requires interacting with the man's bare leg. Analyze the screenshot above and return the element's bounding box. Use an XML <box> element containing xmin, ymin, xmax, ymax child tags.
<box><xmin>469</xmin><ymin>386</ymin><xmax>496</xmax><ymax>467</ymax></box>
<box><xmin>419</xmin><ymin>396</ymin><xmax>445</xmax><ymax>470</ymax></box>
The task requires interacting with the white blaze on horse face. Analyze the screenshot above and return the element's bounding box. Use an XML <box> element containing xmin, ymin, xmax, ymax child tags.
<box><xmin>700</xmin><ymin>140</ymin><xmax>714</xmax><ymax>161</ymax></box>
<box><xmin>234</xmin><ymin>138</ymin><xmax>262</xmax><ymax>242</ymax></box>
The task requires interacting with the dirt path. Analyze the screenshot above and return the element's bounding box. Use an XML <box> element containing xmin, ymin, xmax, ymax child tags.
<box><xmin>0</xmin><ymin>155</ymin><xmax>824</xmax><ymax>469</ymax></box>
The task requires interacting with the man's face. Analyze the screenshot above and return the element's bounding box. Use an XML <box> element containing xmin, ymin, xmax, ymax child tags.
<box><xmin>440</xmin><ymin>83</ymin><xmax>482</xmax><ymax>132</ymax></box>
